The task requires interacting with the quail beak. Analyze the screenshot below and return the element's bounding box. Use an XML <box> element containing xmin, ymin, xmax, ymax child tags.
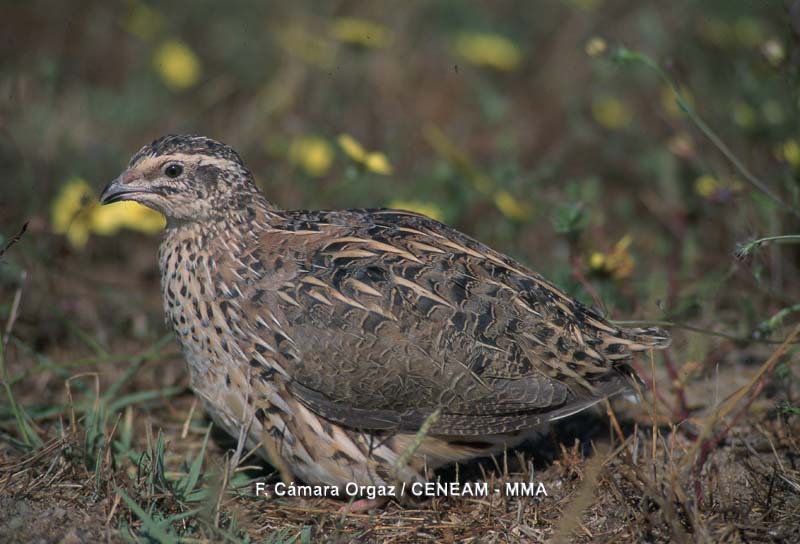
<box><xmin>99</xmin><ymin>171</ymin><xmax>152</xmax><ymax>205</ymax></box>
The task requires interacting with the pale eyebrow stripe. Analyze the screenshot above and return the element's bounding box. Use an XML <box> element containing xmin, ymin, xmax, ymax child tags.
<box><xmin>132</xmin><ymin>153</ymin><xmax>236</xmax><ymax>173</ymax></box>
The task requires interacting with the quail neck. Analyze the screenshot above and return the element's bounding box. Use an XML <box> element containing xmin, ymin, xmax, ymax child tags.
<box><xmin>100</xmin><ymin>134</ymin><xmax>670</xmax><ymax>506</ymax></box>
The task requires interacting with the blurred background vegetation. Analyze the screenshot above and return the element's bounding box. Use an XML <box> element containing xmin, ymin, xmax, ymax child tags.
<box><xmin>1</xmin><ymin>0</ymin><xmax>799</xmax><ymax>540</ymax></box>
<box><xmin>3</xmin><ymin>0</ymin><xmax>798</xmax><ymax>354</ymax></box>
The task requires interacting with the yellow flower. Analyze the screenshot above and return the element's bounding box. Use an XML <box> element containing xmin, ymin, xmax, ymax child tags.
<box><xmin>694</xmin><ymin>175</ymin><xmax>744</xmax><ymax>199</ymax></box>
<box><xmin>289</xmin><ymin>136</ymin><xmax>334</xmax><ymax>177</ymax></box>
<box><xmin>337</xmin><ymin>133</ymin><xmax>393</xmax><ymax>175</ymax></box>
<box><xmin>585</xmin><ymin>37</ymin><xmax>607</xmax><ymax>57</ymax></box>
<box><xmin>51</xmin><ymin>177</ymin><xmax>164</xmax><ymax>248</ymax></box>
<box><xmin>338</xmin><ymin>133</ymin><xmax>367</xmax><ymax>162</ymax></box>
<box><xmin>130</xmin><ymin>203</ymin><xmax>166</xmax><ymax>233</ymax></box>
<box><xmin>93</xmin><ymin>201</ymin><xmax>165</xmax><ymax>234</ymax></box>
<box><xmin>588</xmin><ymin>235</ymin><xmax>634</xmax><ymax>280</ymax></box>
<box><xmin>732</xmin><ymin>100</ymin><xmax>756</xmax><ymax>128</ymax></box>
<box><xmin>363</xmin><ymin>152</ymin><xmax>392</xmax><ymax>175</ymax></box>
<box><xmin>51</xmin><ymin>178</ymin><xmax>95</xmax><ymax>248</ymax></box>
<box><xmin>660</xmin><ymin>85</ymin><xmax>693</xmax><ymax>118</ymax></box>
<box><xmin>153</xmin><ymin>39</ymin><xmax>201</xmax><ymax>90</ymax></box>
<box><xmin>89</xmin><ymin>204</ymin><xmax>123</xmax><ymax>235</ymax></box>
<box><xmin>591</xmin><ymin>96</ymin><xmax>632</xmax><ymax>130</ymax></box>
<box><xmin>330</xmin><ymin>17</ymin><xmax>393</xmax><ymax>48</ymax></box>
<box><xmin>388</xmin><ymin>200</ymin><xmax>444</xmax><ymax>222</ymax></box>
<box><xmin>694</xmin><ymin>175</ymin><xmax>719</xmax><ymax>198</ymax></box>
<box><xmin>608</xmin><ymin>235</ymin><xmax>634</xmax><ymax>279</ymax></box>
<box><xmin>453</xmin><ymin>32</ymin><xmax>522</xmax><ymax>71</ymax></box>
<box><xmin>125</xmin><ymin>1</ymin><xmax>164</xmax><ymax>41</ymax></box>
<box><xmin>588</xmin><ymin>252</ymin><xmax>606</xmax><ymax>270</ymax></box>
<box><xmin>777</xmin><ymin>139</ymin><xmax>800</xmax><ymax>169</ymax></box>
<box><xmin>493</xmin><ymin>190</ymin><xmax>531</xmax><ymax>221</ymax></box>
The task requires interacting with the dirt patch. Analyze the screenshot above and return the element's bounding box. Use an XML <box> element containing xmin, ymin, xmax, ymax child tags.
<box><xmin>0</xmin><ymin>497</ymin><xmax>116</xmax><ymax>544</ymax></box>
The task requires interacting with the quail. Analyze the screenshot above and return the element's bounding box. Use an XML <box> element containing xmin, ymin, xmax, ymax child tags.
<box><xmin>100</xmin><ymin>134</ymin><xmax>670</xmax><ymax>510</ymax></box>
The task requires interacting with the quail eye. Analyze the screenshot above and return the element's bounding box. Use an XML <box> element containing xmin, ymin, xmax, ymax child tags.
<box><xmin>164</xmin><ymin>163</ymin><xmax>183</xmax><ymax>178</ymax></box>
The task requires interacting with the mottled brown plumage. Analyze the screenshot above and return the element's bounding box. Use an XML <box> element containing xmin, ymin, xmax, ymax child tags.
<box><xmin>100</xmin><ymin>134</ymin><xmax>670</xmax><ymax>500</ymax></box>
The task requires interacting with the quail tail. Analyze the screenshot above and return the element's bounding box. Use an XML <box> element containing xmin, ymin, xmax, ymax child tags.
<box><xmin>614</xmin><ymin>326</ymin><xmax>671</xmax><ymax>351</ymax></box>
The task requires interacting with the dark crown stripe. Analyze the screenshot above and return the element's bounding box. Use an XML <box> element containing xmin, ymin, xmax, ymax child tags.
<box><xmin>129</xmin><ymin>134</ymin><xmax>245</xmax><ymax>168</ymax></box>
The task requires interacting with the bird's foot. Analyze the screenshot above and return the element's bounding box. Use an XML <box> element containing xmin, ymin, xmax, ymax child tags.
<box><xmin>338</xmin><ymin>496</ymin><xmax>389</xmax><ymax>514</ymax></box>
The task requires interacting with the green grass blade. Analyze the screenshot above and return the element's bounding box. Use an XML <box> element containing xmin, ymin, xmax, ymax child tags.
<box><xmin>180</xmin><ymin>423</ymin><xmax>212</xmax><ymax>497</ymax></box>
<box><xmin>108</xmin><ymin>385</ymin><xmax>184</xmax><ymax>413</ymax></box>
<box><xmin>115</xmin><ymin>488</ymin><xmax>178</xmax><ymax>544</ymax></box>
